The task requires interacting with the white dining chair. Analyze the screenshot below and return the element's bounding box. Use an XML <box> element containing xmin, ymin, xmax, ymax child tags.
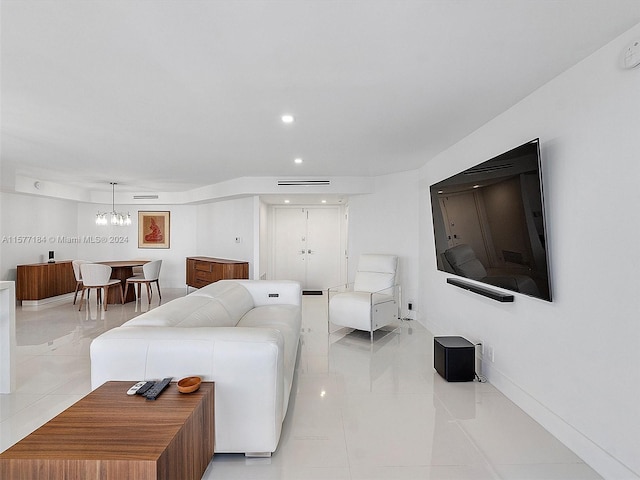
<box><xmin>123</xmin><ymin>260</ymin><xmax>162</xmax><ymax>304</ymax></box>
<box><xmin>78</xmin><ymin>264</ymin><xmax>123</xmax><ymax>311</ymax></box>
<box><xmin>71</xmin><ymin>259</ymin><xmax>91</xmax><ymax>305</ymax></box>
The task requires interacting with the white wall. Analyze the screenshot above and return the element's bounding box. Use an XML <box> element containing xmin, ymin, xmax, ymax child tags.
<box><xmin>195</xmin><ymin>197</ymin><xmax>255</xmax><ymax>278</ymax></box>
<box><xmin>0</xmin><ymin>193</ymin><xmax>79</xmax><ymax>280</ymax></box>
<box><xmin>419</xmin><ymin>24</ymin><xmax>640</xmax><ymax>479</ymax></box>
<box><xmin>259</xmin><ymin>199</ymin><xmax>269</xmax><ymax>279</ymax></box>
<box><xmin>346</xmin><ymin>170</ymin><xmax>420</xmax><ymax>319</ymax></box>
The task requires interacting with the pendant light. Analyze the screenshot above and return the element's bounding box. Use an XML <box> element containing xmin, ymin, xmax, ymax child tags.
<box><xmin>96</xmin><ymin>182</ymin><xmax>131</xmax><ymax>226</ymax></box>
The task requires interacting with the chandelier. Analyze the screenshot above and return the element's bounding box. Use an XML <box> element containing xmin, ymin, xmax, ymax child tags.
<box><xmin>96</xmin><ymin>182</ymin><xmax>132</xmax><ymax>226</ymax></box>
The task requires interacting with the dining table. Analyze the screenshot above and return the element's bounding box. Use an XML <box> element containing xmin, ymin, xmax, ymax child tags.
<box><xmin>98</xmin><ymin>260</ymin><xmax>150</xmax><ymax>304</ymax></box>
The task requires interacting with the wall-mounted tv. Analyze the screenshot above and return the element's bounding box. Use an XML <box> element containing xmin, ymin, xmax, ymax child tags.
<box><xmin>430</xmin><ymin>139</ymin><xmax>551</xmax><ymax>301</ymax></box>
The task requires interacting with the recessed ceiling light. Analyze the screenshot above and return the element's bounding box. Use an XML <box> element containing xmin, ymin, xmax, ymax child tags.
<box><xmin>321</xmin><ymin>200</ymin><xmax>327</xmax><ymax>204</ymax></box>
<box><xmin>281</xmin><ymin>114</ymin><xmax>294</xmax><ymax>124</ymax></box>
<box><xmin>284</xmin><ymin>199</ymin><xmax>290</xmax><ymax>204</ymax></box>
<box><xmin>294</xmin><ymin>158</ymin><xmax>303</xmax><ymax>164</ymax></box>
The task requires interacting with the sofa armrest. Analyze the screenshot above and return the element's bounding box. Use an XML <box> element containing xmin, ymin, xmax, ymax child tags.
<box><xmin>90</xmin><ymin>326</ymin><xmax>286</xmax><ymax>454</ymax></box>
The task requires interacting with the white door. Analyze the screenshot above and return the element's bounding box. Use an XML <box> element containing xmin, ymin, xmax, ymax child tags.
<box><xmin>272</xmin><ymin>206</ymin><xmax>343</xmax><ymax>290</ymax></box>
<box><xmin>273</xmin><ymin>208</ymin><xmax>307</xmax><ymax>286</ymax></box>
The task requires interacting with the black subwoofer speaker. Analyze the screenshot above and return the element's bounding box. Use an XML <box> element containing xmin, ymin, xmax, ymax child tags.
<box><xmin>434</xmin><ymin>336</ymin><xmax>475</xmax><ymax>382</ymax></box>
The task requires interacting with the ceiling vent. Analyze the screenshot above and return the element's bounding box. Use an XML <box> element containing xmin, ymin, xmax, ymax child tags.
<box><xmin>277</xmin><ymin>180</ymin><xmax>331</xmax><ymax>186</ymax></box>
<box><xmin>133</xmin><ymin>195</ymin><xmax>159</xmax><ymax>200</ymax></box>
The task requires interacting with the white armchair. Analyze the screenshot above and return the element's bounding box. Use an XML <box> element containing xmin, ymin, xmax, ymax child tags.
<box><xmin>328</xmin><ymin>254</ymin><xmax>400</xmax><ymax>342</ymax></box>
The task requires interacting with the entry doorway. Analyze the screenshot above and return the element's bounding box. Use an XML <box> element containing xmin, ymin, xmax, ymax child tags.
<box><xmin>271</xmin><ymin>206</ymin><xmax>346</xmax><ymax>291</ymax></box>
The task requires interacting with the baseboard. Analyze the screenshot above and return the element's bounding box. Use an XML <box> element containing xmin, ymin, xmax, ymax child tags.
<box><xmin>21</xmin><ymin>293</ymin><xmax>74</xmax><ymax>307</ymax></box>
<box><xmin>484</xmin><ymin>363</ymin><xmax>639</xmax><ymax>480</ymax></box>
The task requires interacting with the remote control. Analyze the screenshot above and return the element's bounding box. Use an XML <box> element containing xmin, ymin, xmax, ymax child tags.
<box><xmin>135</xmin><ymin>381</ymin><xmax>155</xmax><ymax>395</ymax></box>
<box><xmin>145</xmin><ymin>377</ymin><xmax>172</xmax><ymax>401</ymax></box>
<box><xmin>126</xmin><ymin>381</ymin><xmax>146</xmax><ymax>395</ymax></box>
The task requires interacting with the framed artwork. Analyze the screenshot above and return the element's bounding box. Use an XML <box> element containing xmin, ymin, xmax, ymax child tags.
<box><xmin>138</xmin><ymin>211</ymin><xmax>170</xmax><ymax>249</ymax></box>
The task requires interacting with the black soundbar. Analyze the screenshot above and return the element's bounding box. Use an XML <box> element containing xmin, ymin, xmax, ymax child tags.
<box><xmin>446</xmin><ymin>278</ymin><xmax>514</xmax><ymax>302</ymax></box>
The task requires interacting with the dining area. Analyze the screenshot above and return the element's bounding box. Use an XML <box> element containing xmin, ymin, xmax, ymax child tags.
<box><xmin>73</xmin><ymin>260</ymin><xmax>162</xmax><ymax>310</ymax></box>
<box><xmin>14</xmin><ymin>258</ymin><xmax>162</xmax><ymax>310</ymax></box>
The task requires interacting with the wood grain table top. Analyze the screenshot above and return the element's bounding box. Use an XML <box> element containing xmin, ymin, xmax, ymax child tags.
<box><xmin>98</xmin><ymin>260</ymin><xmax>150</xmax><ymax>268</ymax></box>
<box><xmin>0</xmin><ymin>381</ymin><xmax>214</xmax><ymax>461</ymax></box>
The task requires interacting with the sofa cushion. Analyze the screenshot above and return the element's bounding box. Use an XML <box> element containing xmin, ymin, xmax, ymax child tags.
<box><xmin>123</xmin><ymin>296</ymin><xmax>236</xmax><ymax>328</ymax></box>
<box><xmin>189</xmin><ymin>281</ymin><xmax>255</xmax><ymax>323</ymax></box>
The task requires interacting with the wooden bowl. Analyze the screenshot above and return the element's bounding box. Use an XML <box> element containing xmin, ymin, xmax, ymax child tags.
<box><xmin>177</xmin><ymin>376</ymin><xmax>202</xmax><ymax>394</ymax></box>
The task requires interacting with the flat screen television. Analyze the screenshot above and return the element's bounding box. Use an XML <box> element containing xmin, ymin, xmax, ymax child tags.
<box><xmin>430</xmin><ymin>139</ymin><xmax>551</xmax><ymax>301</ymax></box>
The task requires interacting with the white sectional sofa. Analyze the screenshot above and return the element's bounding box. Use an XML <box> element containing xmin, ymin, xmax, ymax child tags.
<box><xmin>90</xmin><ymin>279</ymin><xmax>301</xmax><ymax>456</ymax></box>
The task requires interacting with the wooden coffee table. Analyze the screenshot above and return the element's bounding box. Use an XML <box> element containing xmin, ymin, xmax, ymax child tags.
<box><xmin>0</xmin><ymin>381</ymin><xmax>214</xmax><ymax>480</ymax></box>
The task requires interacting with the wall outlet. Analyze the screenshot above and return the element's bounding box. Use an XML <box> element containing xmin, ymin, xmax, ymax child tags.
<box><xmin>235</xmin><ymin>236</ymin><xmax>242</xmax><ymax>243</ymax></box>
<box><xmin>487</xmin><ymin>345</ymin><xmax>495</xmax><ymax>363</ymax></box>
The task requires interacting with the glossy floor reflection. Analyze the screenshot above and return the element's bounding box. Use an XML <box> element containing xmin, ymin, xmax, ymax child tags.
<box><xmin>1</xmin><ymin>291</ymin><xmax>599</xmax><ymax>479</ymax></box>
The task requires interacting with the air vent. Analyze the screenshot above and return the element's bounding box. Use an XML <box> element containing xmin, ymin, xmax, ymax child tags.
<box><xmin>277</xmin><ymin>180</ymin><xmax>331</xmax><ymax>186</ymax></box>
<box><xmin>133</xmin><ymin>195</ymin><xmax>159</xmax><ymax>200</ymax></box>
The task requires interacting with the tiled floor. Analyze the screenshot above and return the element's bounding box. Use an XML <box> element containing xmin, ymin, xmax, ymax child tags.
<box><xmin>0</xmin><ymin>289</ymin><xmax>600</xmax><ymax>479</ymax></box>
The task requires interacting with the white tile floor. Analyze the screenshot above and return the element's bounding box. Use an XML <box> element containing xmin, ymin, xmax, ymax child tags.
<box><xmin>0</xmin><ymin>289</ymin><xmax>600</xmax><ymax>479</ymax></box>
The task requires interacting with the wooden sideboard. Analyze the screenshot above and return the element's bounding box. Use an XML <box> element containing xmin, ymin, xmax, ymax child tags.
<box><xmin>186</xmin><ymin>257</ymin><xmax>249</xmax><ymax>289</ymax></box>
<box><xmin>16</xmin><ymin>261</ymin><xmax>76</xmax><ymax>301</ymax></box>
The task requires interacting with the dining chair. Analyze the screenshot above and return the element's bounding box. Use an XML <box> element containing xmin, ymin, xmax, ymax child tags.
<box><xmin>78</xmin><ymin>263</ymin><xmax>123</xmax><ymax>311</ymax></box>
<box><xmin>71</xmin><ymin>260</ymin><xmax>91</xmax><ymax>305</ymax></box>
<box><xmin>123</xmin><ymin>260</ymin><xmax>162</xmax><ymax>304</ymax></box>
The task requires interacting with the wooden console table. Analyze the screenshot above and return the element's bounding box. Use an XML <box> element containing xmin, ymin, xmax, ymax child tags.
<box><xmin>16</xmin><ymin>261</ymin><xmax>75</xmax><ymax>302</ymax></box>
<box><xmin>0</xmin><ymin>381</ymin><xmax>215</xmax><ymax>480</ymax></box>
<box><xmin>186</xmin><ymin>256</ymin><xmax>249</xmax><ymax>289</ymax></box>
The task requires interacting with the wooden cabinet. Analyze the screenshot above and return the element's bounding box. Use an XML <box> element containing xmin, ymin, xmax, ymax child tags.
<box><xmin>186</xmin><ymin>257</ymin><xmax>249</xmax><ymax>289</ymax></box>
<box><xmin>16</xmin><ymin>261</ymin><xmax>76</xmax><ymax>301</ymax></box>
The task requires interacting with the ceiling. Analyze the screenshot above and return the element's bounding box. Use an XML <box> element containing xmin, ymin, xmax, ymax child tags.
<box><xmin>2</xmin><ymin>0</ymin><xmax>640</xmax><ymax>196</ymax></box>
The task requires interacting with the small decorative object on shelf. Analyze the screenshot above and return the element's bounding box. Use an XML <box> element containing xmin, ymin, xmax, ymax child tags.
<box><xmin>178</xmin><ymin>376</ymin><xmax>202</xmax><ymax>394</ymax></box>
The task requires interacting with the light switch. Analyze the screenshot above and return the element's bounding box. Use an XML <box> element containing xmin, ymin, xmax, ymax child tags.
<box><xmin>623</xmin><ymin>39</ymin><xmax>640</xmax><ymax>69</ymax></box>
